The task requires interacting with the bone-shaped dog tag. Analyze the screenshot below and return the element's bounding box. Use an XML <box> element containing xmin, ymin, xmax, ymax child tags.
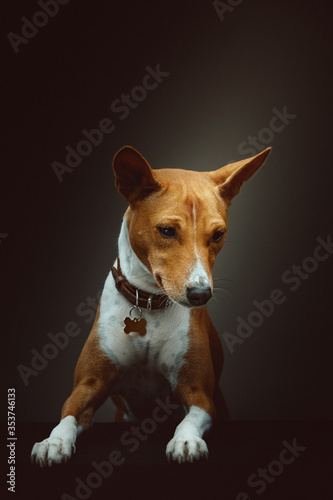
<box><xmin>124</xmin><ymin>317</ymin><xmax>147</xmax><ymax>336</ymax></box>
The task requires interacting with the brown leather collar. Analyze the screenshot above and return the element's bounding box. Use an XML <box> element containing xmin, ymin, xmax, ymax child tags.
<box><xmin>111</xmin><ymin>257</ymin><xmax>170</xmax><ymax>310</ymax></box>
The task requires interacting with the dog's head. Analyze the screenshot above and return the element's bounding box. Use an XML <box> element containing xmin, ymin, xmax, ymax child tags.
<box><xmin>113</xmin><ymin>146</ymin><xmax>271</xmax><ymax>308</ymax></box>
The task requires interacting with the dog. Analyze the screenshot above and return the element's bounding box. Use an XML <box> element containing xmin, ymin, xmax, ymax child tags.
<box><xmin>31</xmin><ymin>145</ymin><xmax>271</xmax><ymax>466</ymax></box>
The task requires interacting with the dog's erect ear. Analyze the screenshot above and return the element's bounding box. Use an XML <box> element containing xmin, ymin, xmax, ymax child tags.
<box><xmin>113</xmin><ymin>146</ymin><xmax>161</xmax><ymax>204</ymax></box>
<box><xmin>209</xmin><ymin>148</ymin><xmax>271</xmax><ymax>204</ymax></box>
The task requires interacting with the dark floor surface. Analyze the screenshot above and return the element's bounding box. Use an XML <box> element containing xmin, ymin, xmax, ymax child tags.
<box><xmin>2</xmin><ymin>421</ymin><xmax>332</xmax><ymax>500</ymax></box>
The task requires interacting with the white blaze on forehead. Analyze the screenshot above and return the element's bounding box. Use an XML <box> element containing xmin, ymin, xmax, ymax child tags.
<box><xmin>193</xmin><ymin>200</ymin><xmax>197</xmax><ymax>242</ymax></box>
<box><xmin>189</xmin><ymin>201</ymin><xmax>211</xmax><ymax>288</ymax></box>
<box><xmin>193</xmin><ymin>200</ymin><xmax>199</xmax><ymax>257</ymax></box>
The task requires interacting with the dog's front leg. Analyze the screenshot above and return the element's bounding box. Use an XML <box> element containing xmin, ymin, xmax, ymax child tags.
<box><xmin>31</xmin><ymin>317</ymin><xmax>122</xmax><ymax>467</ymax></box>
<box><xmin>166</xmin><ymin>402</ymin><xmax>213</xmax><ymax>463</ymax></box>
<box><xmin>165</xmin><ymin>349</ymin><xmax>216</xmax><ymax>463</ymax></box>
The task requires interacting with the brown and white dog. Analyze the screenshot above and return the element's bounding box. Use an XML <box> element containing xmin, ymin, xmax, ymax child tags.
<box><xmin>31</xmin><ymin>145</ymin><xmax>271</xmax><ymax>466</ymax></box>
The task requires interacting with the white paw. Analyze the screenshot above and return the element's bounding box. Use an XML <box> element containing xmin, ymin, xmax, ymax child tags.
<box><xmin>31</xmin><ymin>437</ymin><xmax>76</xmax><ymax>467</ymax></box>
<box><xmin>166</xmin><ymin>435</ymin><xmax>209</xmax><ymax>463</ymax></box>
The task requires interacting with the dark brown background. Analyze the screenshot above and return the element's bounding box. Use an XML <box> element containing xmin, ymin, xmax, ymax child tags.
<box><xmin>2</xmin><ymin>0</ymin><xmax>332</xmax><ymax>425</ymax></box>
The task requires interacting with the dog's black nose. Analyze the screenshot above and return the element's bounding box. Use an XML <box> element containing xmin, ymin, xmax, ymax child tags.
<box><xmin>186</xmin><ymin>286</ymin><xmax>212</xmax><ymax>307</ymax></box>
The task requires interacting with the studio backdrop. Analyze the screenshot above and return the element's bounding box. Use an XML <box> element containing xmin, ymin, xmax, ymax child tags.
<box><xmin>2</xmin><ymin>0</ymin><xmax>332</xmax><ymax>424</ymax></box>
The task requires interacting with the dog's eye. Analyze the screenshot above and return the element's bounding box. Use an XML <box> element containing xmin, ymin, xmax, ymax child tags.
<box><xmin>212</xmin><ymin>230</ymin><xmax>224</xmax><ymax>243</ymax></box>
<box><xmin>157</xmin><ymin>226</ymin><xmax>176</xmax><ymax>238</ymax></box>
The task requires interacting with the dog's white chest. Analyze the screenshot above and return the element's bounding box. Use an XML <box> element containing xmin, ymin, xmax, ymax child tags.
<box><xmin>97</xmin><ymin>272</ymin><xmax>191</xmax><ymax>390</ymax></box>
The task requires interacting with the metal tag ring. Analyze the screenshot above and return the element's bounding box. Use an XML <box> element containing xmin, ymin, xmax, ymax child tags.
<box><xmin>129</xmin><ymin>305</ymin><xmax>142</xmax><ymax>320</ymax></box>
